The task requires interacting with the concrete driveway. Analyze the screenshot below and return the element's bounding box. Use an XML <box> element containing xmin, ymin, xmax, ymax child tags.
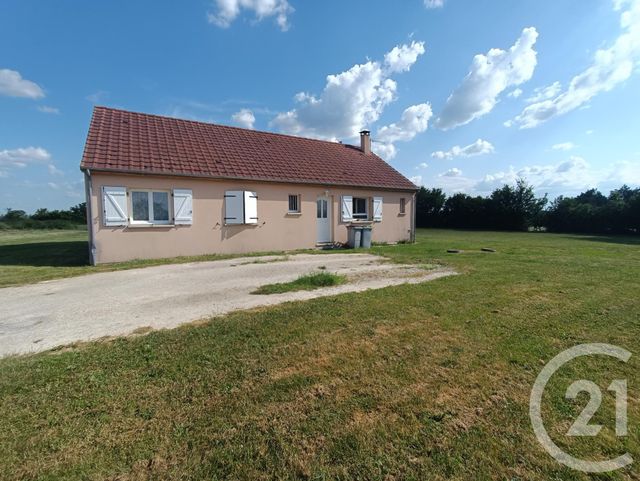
<box><xmin>0</xmin><ymin>253</ymin><xmax>453</xmax><ymax>357</ymax></box>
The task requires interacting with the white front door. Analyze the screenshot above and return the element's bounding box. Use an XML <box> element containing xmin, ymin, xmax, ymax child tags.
<box><xmin>316</xmin><ymin>196</ymin><xmax>331</xmax><ymax>243</ymax></box>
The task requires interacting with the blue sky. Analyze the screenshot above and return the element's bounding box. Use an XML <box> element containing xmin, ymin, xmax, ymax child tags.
<box><xmin>1</xmin><ymin>0</ymin><xmax>639</xmax><ymax>212</ymax></box>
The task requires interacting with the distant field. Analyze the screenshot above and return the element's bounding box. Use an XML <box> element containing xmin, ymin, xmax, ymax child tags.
<box><xmin>0</xmin><ymin>229</ymin><xmax>639</xmax><ymax>480</ymax></box>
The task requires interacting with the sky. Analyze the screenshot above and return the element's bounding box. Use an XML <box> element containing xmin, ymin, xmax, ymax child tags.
<box><xmin>1</xmin><ymin>0</ymin><xmax>639</xmax><ymax>213</ymax></box>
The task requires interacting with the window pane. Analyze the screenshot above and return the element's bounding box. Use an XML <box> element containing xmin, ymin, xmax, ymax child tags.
<box><xmin>153</xmin><ymin>192</ymin><xmax>169</xmax><ymax>221</ymax></box>
<box><xmin>353</xmin><ymin>198</ymin><xmax>367</xmax><ymax>217</ymax></box>
<box><xmin>316</xmin><ymin>199</ymin><xmax>321</xmax><ymax>218</ymax></box>
<box><xmin>132</xmin><ymin>191</ymin><xmax>149</xmax><ymax>221</ymax></box>
<box><xmin>400</xmin><ymin>198</ymin><xmax>406</xmax><ymax>214</ymax></box>
<box><xmin>323</xmin><ymin>200</ymin><xmax>327</xmax><ymax>218</ymax></box>
<box><xmin>289</xmin><ymin>195</ymin><xmax>298</xmax><ymax>212</ymax></box>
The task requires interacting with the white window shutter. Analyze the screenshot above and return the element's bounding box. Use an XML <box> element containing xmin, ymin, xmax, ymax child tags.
<box><xmin>224</xmin><ymin>190</ymin><xmax>244</xmax><ymax>225</ymax></box>
<box><xmin>373</xmin><ymin>196</ymin><xmax>383</xmax><ymax>221</ymax></box>
<box><xmin>102</xmin><ymin>186</ymin><xmax>128</xmax><ymax>226</ymax></box>
<box><xmin>173</xmin><ymin>189</ymin><xmax>193</xmax><ymax>225</ymax></box>
<box><xmin>341</xmin><ymin>195</ymin><xmax>353</xmax><ymax>222</ymax></box>
<box><xmin>244</xmin><ymin>191</ymin><xmax>258</xmax><ymax>224</ymax></box>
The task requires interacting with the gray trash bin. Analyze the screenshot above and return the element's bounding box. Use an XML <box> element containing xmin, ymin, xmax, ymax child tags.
<box><xmin>360</xmin><ymin>226</ymin><xmax>372</xmax><ymax>248</ymax></box>
<box><xmin>353</xmin><ymin>227</ymin><xmax>362</xmax><ymax>248</ymax></box>
<box><xmin>347</xmin><ymin>226</ymin><xmax>363</xmax><ymax>248</ymax></box>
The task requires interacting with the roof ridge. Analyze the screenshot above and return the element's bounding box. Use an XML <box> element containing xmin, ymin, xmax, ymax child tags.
<box><xmin>83</xmin><ymin>106</ymin><xmax>418</xmax><ymax>191</ymax></box>
<box><xmin>93</xmin><ymin>105</ymin><xmax>369</xmax><ymax>152</ymax></box>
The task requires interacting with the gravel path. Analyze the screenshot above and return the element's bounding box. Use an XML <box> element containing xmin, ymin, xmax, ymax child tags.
<box><xmin>0</xmin><ymin>253</ymin><xmax>454</xmax><ymax>357</ymax></box>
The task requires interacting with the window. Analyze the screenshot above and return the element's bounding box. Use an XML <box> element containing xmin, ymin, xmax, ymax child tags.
<box><xmin>288</xmin><ymin>194</ymin><xmax>300</xmax><ymax>213</ymax></box>
<box><xmin>224</xmin><ymin>190</ymin><xmax>258</xmax><ymax>225</ymax></box>
<box><xmin>352</xmin><ymin>197</ymin><xmax>368</xmax><ymax>219</ymax></box>
<box><xmin>400</xmin><ymin>198</ymin><xmax>406</xmax><ymax>214</ymax></box>
<box><xmin>130</xmin><ymin>190</ymin><xmax>171</xmax><ymax>224</ymax></box>
<box><xmin>317</xmin><ymin>198</ymin><xmax>328</xmax><ymax>219</ymax></box>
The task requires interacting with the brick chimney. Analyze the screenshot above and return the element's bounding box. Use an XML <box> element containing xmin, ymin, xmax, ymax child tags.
<box><xmin>359</xmin><ymin>130</ymin><xmax>371</xmax><ymax>155</ymax></box>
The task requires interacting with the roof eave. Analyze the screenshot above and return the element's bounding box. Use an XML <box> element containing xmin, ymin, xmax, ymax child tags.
<box><xmin>81</xmin><ymin>166</ymin><xmax>419</xmax><ymax>192</ymax></box>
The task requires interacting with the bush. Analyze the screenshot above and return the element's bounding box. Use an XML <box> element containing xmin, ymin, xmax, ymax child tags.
<box><xmin>415</xmin><ymin>181</ymin><xmax>638</xmax><ymax>235</ymax></box>
<box><xmin>544</xmin><ymin>186</ymin><xmax>640</xmax><ymax>234</ymax></box>
<box><xmin>1</xmin><ymin>204</ymin><xmax>87</xmax><ymax>230</ymax></box>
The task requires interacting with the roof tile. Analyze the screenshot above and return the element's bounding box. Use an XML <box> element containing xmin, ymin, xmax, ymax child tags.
<box><xmin>80</xmin><ymin>107</ymin><xmax>417</xmax><ymax>191</ymax></box>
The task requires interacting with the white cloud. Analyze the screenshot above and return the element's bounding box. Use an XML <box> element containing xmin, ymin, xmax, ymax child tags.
<box><xmin>377</xmin><ymin>103</ymin><xmax>432</xmax><ymax>143</ymax></box>
<box><xmin>509</xmin><ymin>0</ymin><xmax>640</xmax><ymax>128</ymax></box>
<box><xmin>371</xmin><ymin>142</ymin><xmax>397</xmax><ymax>160</ymax></box>
<box><xmin>373</xmin><ymin>102</ymin><xmax>432</xmax><ymax>158</ymax></box>
<box><xmin>0</xmin><ymin>69</ymin><xmax>44</xmax><ymax>99</ymax></box>
<box><xmin>609</xmin><ymin>159</ymin><xmax>640</xmax><ymax>184</ymax></box>
<box><xmin>37</xmin><ymin>105</ymin><xmax>60</xmax><ymax>114</ymax></box>
<box><xmin>551</xmin><ymin>142</ymin><xmax>576</xmax><ymax>151</ymax></box>
<box><xmin>508</xmin><ymin>88</ymin><xmax>523</xmax><ymax>98</ymax></box>
<box><xmin>556</xmin><ymin>155</ymin><xmax>588</xmax><ymax>173</ymax></box>
<box><xmin>271</xmin><ymin>40</ymin><xmax>425</xmax><ymax>141</ymax></box>
<box><xmin>384</xmin><ymin>41</ymin><xmax>426</xmax><ymax>73</ymax></box>
<box><xmin>435</xmin><ymin>27</ymin><xmax>538</xmax><ymax>130</ymax></box>
<box><xmin>586</xmin><ymin>129</ymin><xmax>595</xmax><ymax>135</ymax></box>
<box><xmin>474</xmin><ymin>156</ymin><xmax>595</xmax><ymax>194</ymax></box>
<box><xmin>525</xmin><ymin>81</ymin><xmax>562</xmax><ymax>103</ymax></box>
<box><xmin>431</xmin><ymin>138</ymin><xmax>495</xmax><ymax>160</ymax></box>
<box><xmin>0</xmin><ymin>147</ymin><xmax>51</xmax><ymax>178</ymax></box>
<box><xmin>45</xmin><ymin>179</ymin><xmax>84</xmax><ymax>198</ymax></box>
<box><xmin>417</xmin><ymin>162</ymin><xmax>429</xmax><ymax>169</ymax></box>
<box><xmin>441</xmin><ymin>167</ymin><xmax>462</xmax><ymax>177</ymax></box>
<box><xmin>430</xmin><ymin>155</ymin><xmax>637</xmax><ymax>196</ymax></box>
<box><xmin>0</xmin><ymin>147</ymin><xmax>51</xmax><ymax>169</ymax></box>
<box><xmin>207</xmin><ymin>0</ymin><xmax>293</xmax><ymax>31</ymax></box>
<box><xmin>231</xmin><ymin>108</ymin><xmax>256</xmax><ymax>129</ymax></box>
<box><xmin>86</xmin><ymin>90</ymin><xmax>108</xmax><ymax>104</ymax></box>
<box><xmin>409</xmin><ymin>175</ymin><xmax>423</xmax><ymax>186</ymax></box>
<box><xmin>47</xmin><ymin>164</ymin><xmax>64</xmax><ymax>176</ymax></box>
<box><xmin>424</xmin><ymin>0</ymin><xmax>444</xmax><ymax>8</ymax></box>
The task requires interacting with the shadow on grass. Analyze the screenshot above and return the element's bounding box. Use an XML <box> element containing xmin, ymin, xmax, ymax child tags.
<box><xmin>567</xmin><ymin>234</ymin><xmax>640</xmax><ymax>246</ymax></box>
<box><xmin>0</xmin><ymin>241</ymin><xmax>89</xmax><ymax>267</ymax></box>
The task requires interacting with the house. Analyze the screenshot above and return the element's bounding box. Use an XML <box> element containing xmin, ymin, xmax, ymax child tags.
<box><xmin>80</xmin><ymin>107</ymin><xmax>418</xmax><ymax>264</ymax></box>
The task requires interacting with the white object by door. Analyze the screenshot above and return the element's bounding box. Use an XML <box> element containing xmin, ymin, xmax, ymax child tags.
<box><xmin>316</xmin><ymin>196</ymin><xmax>331</xmax><ymax>243</ymax></box>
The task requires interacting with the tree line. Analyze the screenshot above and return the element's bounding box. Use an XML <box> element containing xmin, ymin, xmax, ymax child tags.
<box><xmin>1</xmin><ymin>183</ymin><xmax>639</xmax><ymax>235</ymax></box>
<box><xmin>416</xmin><ymin>180</ymin><xmax>640</xmax><ymax>235</ymax></box>
<box><xmin>0</xmin><ymin>203</ymin><xmax>87</xmax><ymax>229</ymax></box>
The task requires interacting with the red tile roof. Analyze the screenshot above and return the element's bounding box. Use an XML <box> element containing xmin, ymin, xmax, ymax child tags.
<box><xmin>81</xmin><ymin>106</ymin><xmax>417</xmax><ymax>191</ymax></box>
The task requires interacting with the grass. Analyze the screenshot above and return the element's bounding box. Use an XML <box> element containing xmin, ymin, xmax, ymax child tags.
<box><xmin>238</xmin><ymin>255</ymin><xmax>290</xmax><ymax>266</ymax></box>
<box><xmin>1</xmin><ymin>229</ymin><xmax>639</xmax><ymax>480</ymax></box>
<box><xmin>252</xmin><ymin>271</ymin><xmax>346</xmax><ymax>294</ymax></box>
<box><xmin>0</xmin><ymin>229</ymin><xmax>290</xmax><ymax>287</ymax></box>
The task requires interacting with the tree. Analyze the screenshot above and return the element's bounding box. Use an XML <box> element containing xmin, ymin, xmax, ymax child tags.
<box><xmin>544</xmin><ymin>185</ymin><xmax>640</xmax><ymax>234</ymax></box>
<box><xmin>1</xmin><ymin>209</ymin><xmax>28</xmax><ymax>221</ymax></box>
<box><xmin>488</xmin><ymin>179</ymin><xmax>547</xmax><ymax>231</ymax></box>
<box><xmin>416</xmin><ymin>187</ymin><xmax>446</xmax><ymax>227</ymax></box>
<box><xmin>69</xmin><ymin>203</ymin><xmax>87</xmax><ymax>223</ymax></box>
<box><xmin>442</xmin><ymin>193</ymin><xmax>488</xmax><ymax>229</ymax></box>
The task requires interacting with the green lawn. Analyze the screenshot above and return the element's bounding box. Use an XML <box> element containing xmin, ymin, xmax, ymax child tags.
<box><xmin>1</xmin><ymin>229</ymin><xmax>639</xmax><ymax>480</ymax></box>
<box><xmin>252</xmin><ymin>271</ymin><xmax>346</xmax><ymax>294</ymax></box>
<box><xmin>0</xmin><ymin>229</ymin><xmax>287</xmax><ymax>288</ymax></box>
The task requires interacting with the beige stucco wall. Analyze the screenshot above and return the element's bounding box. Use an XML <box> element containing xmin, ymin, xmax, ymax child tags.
<box><xmin>88</xmin><ymin>172</ymin><xmax>414</xmax><ymax>264</ymax></box>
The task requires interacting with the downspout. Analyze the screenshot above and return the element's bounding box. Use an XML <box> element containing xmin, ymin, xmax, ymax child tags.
<box><xmin>84</xmin><ymin>169</ymin><xmax>96</xmax><ymax>265</ymax></box>
<box><xmin>411</xmin><ymin>191</ymin><xmax>417</xmax><ymax>243</ymax></box>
